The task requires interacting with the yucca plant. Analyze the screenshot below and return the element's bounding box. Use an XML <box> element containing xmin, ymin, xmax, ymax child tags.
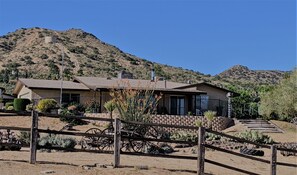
<box><xmin>104</xmin><ymin>100</ymin><xmax>116</xmax><ymax>120</ymax></box>
<box><xmin>204</xmin><ymin>110</ymin><xmax>216</xmax><ymax>129</ymax></box>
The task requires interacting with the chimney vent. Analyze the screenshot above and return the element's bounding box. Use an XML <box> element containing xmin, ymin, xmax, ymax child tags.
<box><xmin>151</xmin><ymin>68</ymin><xmax>155</xmax><ymax>82</ymax></box>
<box><xmin>118</xmin><ymin>70</ymin><xmax>133</xmax><ymax>79</ymax></box>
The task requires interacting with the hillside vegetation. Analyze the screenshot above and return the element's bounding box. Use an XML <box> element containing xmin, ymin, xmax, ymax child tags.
<box><xmin>0</xmin><ymin>27</ymin><xmax>288</xmax><ymax>93</ymax></box>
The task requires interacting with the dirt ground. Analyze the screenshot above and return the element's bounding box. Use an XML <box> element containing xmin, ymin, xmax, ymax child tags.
<box><xmin>0</xmin><ymin>115</ymin><xmax>296</xmax><ymax>175</ymax></box>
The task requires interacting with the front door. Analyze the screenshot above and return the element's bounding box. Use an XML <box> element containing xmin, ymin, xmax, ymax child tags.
<box><xmin>170</xmin><ymin>96</ymin><xmax>185</xmax><ymax>115</ymax></box>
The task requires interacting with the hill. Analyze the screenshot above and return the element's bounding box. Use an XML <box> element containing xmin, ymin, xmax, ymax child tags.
<box><xmin>216</xmin><ymin>65</ymin><xmax>287</xmax><ymax>85</ymax></box>
<box><xmin>0</xmin><ymin>27</ymin><xmax>288</xmax><ymax>93</ymax></box>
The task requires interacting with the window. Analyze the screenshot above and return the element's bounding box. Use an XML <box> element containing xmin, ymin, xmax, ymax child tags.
<box><xmin>62</xmin><ymin>93</ymin><xmax>80</xmax><ymax>104</ymax></box>
<box><xmin>192</xmin><ymin>95</ymin><xmax>209</xmax><ymax>115</ymax></box>
<box><xmin>170</xmin><ymin>96</ymin><xmax>185</xmax><ymax>115</ymax></box>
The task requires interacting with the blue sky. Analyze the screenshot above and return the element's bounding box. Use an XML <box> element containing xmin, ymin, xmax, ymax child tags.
<box><xmin>0</xmin><ymin>0</ymin><xmax>296</xmax><ymax>75</ymax></box>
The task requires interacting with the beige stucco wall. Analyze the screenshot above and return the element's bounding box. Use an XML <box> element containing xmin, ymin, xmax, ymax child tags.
<box><xmin>18</xmin><ymin>86</ymin><xmax>32</xmax><ymax>99</ymax></box>
<box><xmin>196</xmin><ymin>85</ymin><xmax>228</xmax><ymax>101</ymax></box>
<box><xmin>30</xmin><ymin>89</ymin><xmax>100</xmax><ymax>105</ymax></box>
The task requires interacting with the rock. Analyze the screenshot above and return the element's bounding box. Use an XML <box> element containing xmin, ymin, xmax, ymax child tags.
<box><xmin>134</xmin><ymin>165</ymin><xmax>148</xmax><ymax>170</ymax></box>
<box><xmin>95</xmin><ymin>164</ymin><xmax>107</xmax><ymax>168</ymax></box>
<box><xmin>159</xmin><ymin>144</ymin><xmax>174</xmax><ymax>154</ymax></box>
<box><xmin>82</xmin><ymin>165</ymin><xmax>92</xmax><ymax>170</ymax></box>
<box><xmin>174</xmin><ymin>144</ymin><xmax>190</xmax><ymax>148</ymax></box>
<box><xmin>40</xmin><ymin>170</ymin><xmax>55</xmax><ymax>174</ymax></box>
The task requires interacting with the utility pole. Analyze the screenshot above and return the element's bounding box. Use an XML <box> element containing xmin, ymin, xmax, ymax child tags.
<box><xmin>59</xmin><ymin>45</ymin><xmax>64</xmax><ymax>107</ymax></box>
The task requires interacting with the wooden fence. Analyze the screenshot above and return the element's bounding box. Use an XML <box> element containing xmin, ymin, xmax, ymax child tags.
<box><xmin>0</xmin><ymin>110</ymin><xmax>296</xmax><ymax>175</ymax></box>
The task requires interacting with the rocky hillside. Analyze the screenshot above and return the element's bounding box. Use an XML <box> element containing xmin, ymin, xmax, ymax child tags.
<box><xmin>0</xmin><ymin>28</ymin><xmax>206</xmax><ymax>82</ymax></box>
<box><xmin>216</xmin><ymin>65</ymin><xmax>288</xmax><ymax>85</ymax></box>
<box><xmin>0</xmin><ymin>27</ymin><xmax>288</xmax><ymax>93</ymax></box>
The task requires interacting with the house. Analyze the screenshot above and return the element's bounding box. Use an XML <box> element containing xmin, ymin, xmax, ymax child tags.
<box><xmin>0</xmin><ymin>87</ymin><xmax>14</xmax><ymax>100</ymax></box>
<box><xmin>13</xmin><ymin>79</ymin><xmax>90</xmax><ymax>104</ymax></box>
<box><xmin>0</xmin><ymin>87</ymin><xmax>15</xmax><ymax>109</ymax></box>
<box><xmin>13</xmin><ymin>72</ymin><xmax>237</xmax><ymax>116</ymax></box>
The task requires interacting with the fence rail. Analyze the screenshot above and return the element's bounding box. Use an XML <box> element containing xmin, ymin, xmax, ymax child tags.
<box><xmin>0</xmin><ymin>111</ymin><xmax>296</xmax><ymax>175</ymax></box>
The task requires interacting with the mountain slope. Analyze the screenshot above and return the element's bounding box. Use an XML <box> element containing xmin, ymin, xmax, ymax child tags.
<box><xmin>216</xmin><ymin>65</ymin><xmax>287</xmax><ymax>85</ymax></box>
<box><xmin>0</xmin><ymin>27</ymin><xmax>288</xmax><ymax>93</ymax></box>
<box><xmin>0</xmin><ymin>27</ymin><xmax>206</xmax><ymax>83</ymax></box>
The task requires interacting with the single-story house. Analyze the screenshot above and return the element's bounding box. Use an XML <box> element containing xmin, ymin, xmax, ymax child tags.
<box><xmin>0</xmin><ymin>87</ymin><xmax>15</xmax><ymax>109</ymax></box>
<box><xmin>0</xmin><ymin>87</ymin><xmax>14</xmax><ymax>100</ymax></box>
<box><xmin>13</xmin><ymin>72</ymin><xmax>237</xmax><ymax>116</ymax></box>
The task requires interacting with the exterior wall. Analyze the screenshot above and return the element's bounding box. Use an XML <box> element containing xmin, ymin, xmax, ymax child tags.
<box><xmin>195</xmin><ymin>85</ymin><xmax>229</xmax><ymax>116</ymax></box>
<box><xmin>100</xmin><ymin>91</ymin><xmax>112</xmax><ymax>112</ymax></box>
<box><xmin>196</xmin><ymin>85</ymin><xmax>228</xmax><ymax>101</ymax></box>
<box><xmin>18</xmin><ymin>86</ymin><xmax>32</xmax><ymax>99</ymax></box>
<box><xmin>31</xmin><ymin>89</ymin><xmax>100</xmax><ymax>105</ymax></box>
<box><xmin>84</xmin><ymin>113</ymin><xmax>234</xmax><ymax>133</ymax></box>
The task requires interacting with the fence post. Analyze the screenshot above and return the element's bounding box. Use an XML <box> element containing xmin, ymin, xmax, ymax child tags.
<box><xmin>197</xmin><ymin>127</ymin><xmax>205</xmax><ymax>175</ymax></box>
<box><xmin>113</xmin><ymin>118</ymin><xmax>121</xmax><ymax>168</ymax></box>
<box><xmin>30</xmin><ymin>110</ymin><xmax>38</xmax><ymax>164</ymax></box>
<box><xmin>270</xmin><ymin>145</ymin><xmax>277</xmax><ymax>175</ymax></box>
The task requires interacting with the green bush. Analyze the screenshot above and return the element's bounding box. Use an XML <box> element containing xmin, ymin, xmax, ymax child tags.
<box><xmin>13</xmin><ymin>98</ymin><xmax>31</xmax><ymax>111</ymax></box>
<box><xmin>235</xmin><ymin>130</ymin><xmax>274</xmax><ymax>144</ymax></box>
<box><xmin>36</xmin><ymin>99</ymin><xmax>57</xmax><ymax>112</ymax></box>
<box><xmin>5</xmin><ymin>102</ymin><xmax>13</xmax><ymax>109</ymax></box>
<box><xmin>38</xmin><ymin>134</ymin><xmax>76</xmax><ymax>150</ymax></box>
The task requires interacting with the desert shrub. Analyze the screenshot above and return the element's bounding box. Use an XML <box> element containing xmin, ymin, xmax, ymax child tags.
<box><xmin>85</xmin><ymin>101</ymin><xmax>100</xmax><ymax>113</ymax></box>
<box><xmin>7</xmin><ymin>106</ymin><xmax>14</xmax><ymax>110</ymax></box>
<box><xmin>110</xmin><ymin>81</ymin><xmax>161</xmax><ymax>135</ymax></box>
<box><xmin>13</xmin><ymin>98</ymin><xmax>31</xmax><ymax>111</ymax></box>
<box><xmin>194</xmin><ymin>120</ymin><xmax>202</xmax><ymax>127</ymax></box>
<box><xmin>110</xmin><ymin>81</ymin><xmax>161</xmax><ymax>123</ymax></box>
<box><xmin>206</xmin><ymin>133</ymin><xmax>221</xmax><ymax>141</ymax></box>
<box><xmin>38</xmin><ymin>134</ymin><xmax>76</xmax><ymax>150</ymax></box>
<box><xmin>26</xmin><ymin>104</ymin><xmax>33</xmax><ymax>111</ymax></box>
<box><xmin>5</xmin><ymin>102</ymin><xmax>14</xmax><ymax>109</ymax></box>
<box><xmin>170</xmin><ymin>131</ymin><xmax>198</xmax><ymax>143</ymax></box>
<box><xmin>18</xmin><ymin>131</ymin><xmax>30</xmax><ymax>145</ymax></box>
<box><xmin>40</xmin><ymin>54</ymin><xmax>48</xmax><ymax>59</ymax></box>
<box><xmin>36</xmin><ymin>99</ymin><xmax>57</xmax><ymax>112</ymax></box>
<box><xmin>59</xmin><ymin>103</ymin><xmax>87</xmax><ymax>125</ymax></box>
<box><xmin>204</xmin><ymin>111</ymin><xmax>216</xmax><ymax>121</ymax></box>
<box><xmin>204</xmin><ymin>110</ymin><xmax>216</xmax><ymax>129</ymax></box>
<box><xmin>104</xmin><ymin>100</ymin><xmax>116</xmax><ymax>119</ymax></box>
<box><xmin>235</xmin><ymin>130</ymin><xmax>274</xmax><ymax>144</ymax></box>
<box><xmin>170</xmin><ymin>131</ymin><xmax>221</xmax><ymax>143</ymax></box>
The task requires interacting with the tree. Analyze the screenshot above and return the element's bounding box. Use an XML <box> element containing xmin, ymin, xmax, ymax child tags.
<box><xmin>259</xmin><ymin>69</ymin><xmax>297</xmax><ymax>121</ymax></box>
